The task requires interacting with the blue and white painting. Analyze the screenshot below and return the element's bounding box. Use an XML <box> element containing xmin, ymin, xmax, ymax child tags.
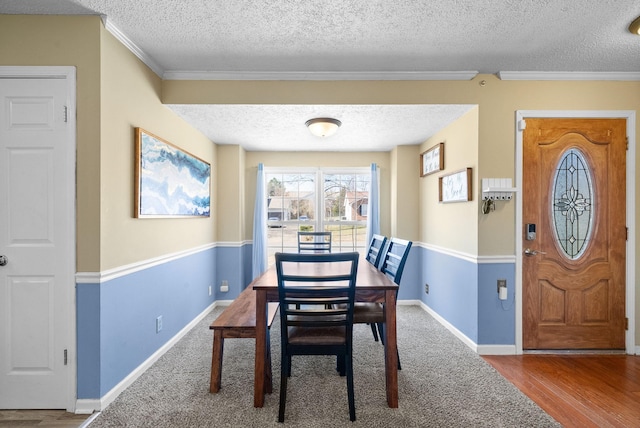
<box><xmin>136</xmin><ymin>129</ymin><xmax>210</xmax><ymax>217</ymax></box>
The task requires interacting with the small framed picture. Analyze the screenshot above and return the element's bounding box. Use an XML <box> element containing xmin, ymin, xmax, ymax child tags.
<box><xmin>439</xmin><ymin>168</ymin><xmax>472</xmax><ymax>203</ymax></box>
<box><xmin>420</xmin><ymin>142</ymin><xmax>444</xmax><ymax>177</ymax></box>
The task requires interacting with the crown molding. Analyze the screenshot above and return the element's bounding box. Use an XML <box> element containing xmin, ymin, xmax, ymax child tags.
<box><xmin>498</xmin><ymin>71</ymin><xmax>640</xmax><ymax>81</ymax></box>
<box><xmin>101</xmin><ymin>15</ymin><xmax>164</xmax><ymax>78</ymax></box>
<box><xmin>161</xmin><ymin>70</ymin><xmax>479</xmax><ymax>81</ymax></box>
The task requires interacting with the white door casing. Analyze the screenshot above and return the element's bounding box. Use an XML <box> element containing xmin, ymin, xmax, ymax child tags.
<box><xmin>0</xmin><ymin>67</ymin><xmax>76</xmax><ymax>410</ymax></box>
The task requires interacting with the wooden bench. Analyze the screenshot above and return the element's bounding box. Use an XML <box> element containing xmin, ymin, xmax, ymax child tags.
<box><xmin>209</xmin><ymin>286</ymin><xmax>279</xmax><ymax>393</ymax></box>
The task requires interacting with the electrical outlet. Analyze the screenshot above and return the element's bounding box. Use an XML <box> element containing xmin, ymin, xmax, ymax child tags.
<box><xmin>425</xmin><ymin>283</ymin><xmax>429</xmax><ymax>294</ymax></box>
<box><xmin>497</xmin><ymin>279</ymin><xmax>507</xmax><ymax>293</ymax></box>
<box><xmin>208</xmin><ymin>285</ymin><xmax>212</xmax><ymax>296</ymax></box>
<box><xmin>220</xmin><ymin>280</ymin><xmax>229</xmax><ymax>293</ymax></box>
<box><xmin>156</xmin><ymin>315</ymin><xmax>163</xmax><ymax>333</ymax></box>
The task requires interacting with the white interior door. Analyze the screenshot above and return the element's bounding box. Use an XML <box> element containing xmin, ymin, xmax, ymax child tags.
<box><xmin>0</xmin><ymin>72</ymin><xmax>75</xmax><ymax>409</ymax></box>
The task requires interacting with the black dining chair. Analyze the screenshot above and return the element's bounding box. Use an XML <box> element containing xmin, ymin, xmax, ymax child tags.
<box><xmin>364</xmin><ymin>234</ymin><xmax>388</xmax><ymax>341</ymax></box>
<box><xmin>297</xmin><ymin>231</ymin><xmax>332</xmax><ymax>253</ymax></box>
<box><xmin>353</xmin><ymin>237</ymin><xmax>412</xmax><ymax>369</ymax></box>
<box><xmin>275</xmin><ymin>251</ymin><xmax>359</xmax><ymax>423</ymax></box>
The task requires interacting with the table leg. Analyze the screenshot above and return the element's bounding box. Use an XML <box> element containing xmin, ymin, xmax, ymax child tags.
<box><xmin>254</xmin><ymin>290</ymin><xmax>267</xmax><ymax>407</ymax></box>
<box><xmin>266</xmin><ymin>328</ymin><xmax>273</xmax><ymax>394</ymax></box>
<box><xmin>209</xmin><ymin>330</ymin><xmax>224</xmax><ymax>393</ymax></box>
<box><xmin>384</xmin><ymin>289</ymin><xmax>399</xmax><ymax>408</ymax></box>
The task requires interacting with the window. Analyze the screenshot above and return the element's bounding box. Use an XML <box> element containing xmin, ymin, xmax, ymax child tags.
<box><xmin>265</xmin><ymin>168</ymin><xmax>370</xmax><ymax>264</ymax></box>
<box><xmin>552</xmin><ymin>148</ymin><xmax>594</xmax><ymax>260</ymax></box>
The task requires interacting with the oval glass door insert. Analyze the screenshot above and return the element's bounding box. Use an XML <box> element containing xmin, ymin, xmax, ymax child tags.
<box><xmin>551</xmin><ymin>148</ymin><xmax>594</xmax><ymax>260</ymax></box>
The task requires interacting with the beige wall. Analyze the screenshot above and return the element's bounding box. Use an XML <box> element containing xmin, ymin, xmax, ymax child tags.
<box><xmin>165</xmin><ymin>77</ymin><xmax>640</xmax><ymax>255</ymax></box>
<box><xmin>99</xmin><ymin>26</ymin><xmax>216</xmax><ymax>270</ymax></box>
<box><xmin>216</xmin><ymin>145</ymin><xmax>245</xmax><ymax>242</ymax></box>
<box><xmin>0</xmin><ymin>15</ymin><xmax>102</xmax><ymax>271</ymax></box>
<box><xmin>0</xmin><ymin>15</ymin><xmax>217</xmax><ymax>271</ymax></box>
<box><xmin>390</xmin><ymin>145</ymin><xmax>421</xmax><ymax>241</ymax></box>
<box><xmin>419</xmin><ymin>107</ymin><xmax>479</xmax><ymax>255</ymax></box>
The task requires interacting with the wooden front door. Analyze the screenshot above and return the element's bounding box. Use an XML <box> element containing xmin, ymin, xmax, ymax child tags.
<box><xmin>523</xmin><ymin>118</ymin><xmax>626</xmax><ymax>350</ymax></box>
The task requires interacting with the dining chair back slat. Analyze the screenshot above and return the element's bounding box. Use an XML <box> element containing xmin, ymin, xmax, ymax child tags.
<box><xmin>297</xmin><ymin>231</ymin><xmax>332</xmax><ymax>253</ymax></box>
<box><xmin>380</xmin><ymin>237</ymin><xmax>412</xmax><ymax>285</ymax></box>
<box><xmin>366</xmin><ymin>234</ymin><xmax>388</xmax><ymax>268</ymax></box>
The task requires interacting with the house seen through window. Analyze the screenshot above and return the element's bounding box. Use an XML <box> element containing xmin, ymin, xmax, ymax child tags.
<box><xmin>266</xmin><ymin>168</ymin><xmax>370</xmax><ymax>265</ymax></box>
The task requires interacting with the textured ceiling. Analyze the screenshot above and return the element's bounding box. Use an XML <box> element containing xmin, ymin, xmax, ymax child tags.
<box><xmin>4</xmin><ymin>0</ymin><xmax>639</xmax><ymax>151</ymax></box>
<box><xmin>168</xmin><ymin>104</ymin><xmax>476</xmax><ymax>152</ymax></box>
<box><xmin>5</xmin><ymin>0</ymin><xmax>639</xmax><ymax>75</ymax></box>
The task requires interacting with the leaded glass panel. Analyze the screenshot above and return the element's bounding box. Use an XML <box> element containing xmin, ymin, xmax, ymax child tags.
<box><xmin>551</xmin><ymin>148</ymin><xmax>594</xmax><ymax>260</ymax></box>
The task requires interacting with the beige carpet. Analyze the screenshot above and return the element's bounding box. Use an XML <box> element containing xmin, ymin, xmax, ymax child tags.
<box><xmin>88</xmin><ymin>305</ymin><xmax>560</xmax><ymax>427</ymax></box>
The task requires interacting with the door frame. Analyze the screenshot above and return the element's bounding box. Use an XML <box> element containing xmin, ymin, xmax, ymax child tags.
<box><xmin>0</xmin><ymin>66</ymin><xmax>77</xmax><ymax>411</ymax></box>
<box><xmin>515</xmin><ymin>110</ymin><xmax>636</xmax><ymax>355</ymax></box>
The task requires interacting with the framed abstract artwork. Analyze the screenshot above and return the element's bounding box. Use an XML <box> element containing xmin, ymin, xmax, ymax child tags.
<box><xmin>134</xmin><ymin>128</ymin><xmax>211</xmax><ymax>218</ymax></box>
<box><xmin>420</xmin><ymin>142</ymin><xmax>444</xmax><ymax>177</ymax></box>
<box><xmin>439</xmin><ymin>168</ymin><xmax>472</xmax><ymax>203</ymax></box>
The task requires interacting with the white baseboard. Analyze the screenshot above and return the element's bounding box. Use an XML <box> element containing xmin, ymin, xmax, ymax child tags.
<box><xmin>74</xmin><ymin>399</ymin><xmax>101</xmax><ymax>415</ymax></box>
<box><xmin>412</xmin><ymin>301</ymin><xmax>515</xmax><ymax>355</ymax></box>
<box><xmin>75</xmin><ymin>301</ymin><xmax>219</xmax><ymax>413</ymax></box>
<box><xmin>476</xmin><ymin>344</ymin><xmax>517</xmax><ymax>355</ymax></box>
<box><xmin>415</xmin><ymin>301</ymin><xmax>478</xmax><ymax>353</ymax></box>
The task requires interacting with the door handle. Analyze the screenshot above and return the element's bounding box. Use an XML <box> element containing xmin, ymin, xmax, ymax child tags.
<box><xmin>0</xmin><ymin>255</ymin><xmax>7</xmax><ymax>266</ymax></box>
<box><xmin>524</xmin><ymin>248</ymin><xmax>546</xmax><ymax>256</ymax></box>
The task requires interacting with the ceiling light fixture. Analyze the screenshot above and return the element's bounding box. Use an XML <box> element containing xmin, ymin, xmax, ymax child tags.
<box><xmin>305</xmin><ymin>118</ymin><xmax>342</xmax><ymax>137</ymax></box>
<box><xmin>629</xmin><ymin>15</ymin><xmax>640</xmax><ymax>35</ymax></box>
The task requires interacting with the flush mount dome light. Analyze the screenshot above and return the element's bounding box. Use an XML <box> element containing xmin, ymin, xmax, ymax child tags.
<box><xmin>305</xmin><ymin>118</ymin><xmax>342</xmax><ymax>137</ymax></box>
<box><xmin>630</xmin><ymin>15</ymin><xmax>640</xmax><ymax>35</ymax></box>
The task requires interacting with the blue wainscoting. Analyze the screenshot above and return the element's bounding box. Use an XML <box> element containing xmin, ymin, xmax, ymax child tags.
<box><xmin>478</xmin><ymin>262</ymin><xmax>516</xmax><ymax>345</ymax></box>
<box><xmin>76</xmin><ymin>283</ymin><xmax>101</xmax><ymax>399</ymax></box>
<box><xmin>414</xmin><ymin>245</ymin><xmax>516</xmax><ymax>347</ymax></box>
<box><xmin>76</xmin><ymin>242</ymin><xmax>516</xmax><ymax>403</ymax></box>
<box><xmin>214</xmin><ymin>244</ymin><xmax>250</xmax><ymax>299</ymax></box>
<box><xmin>396</xmin><ymin>248</ymin><xmax>422</xmax><ymax>301</ymax></box>
<box><xmin>418</xmin><ymin>246</ymin><xmax>479</xmax><ymax>342</ymax></box>
<box><xmin>76</xmin><ymin>246</ymin><xmax>219</xmax><ymax>399</ymax></box>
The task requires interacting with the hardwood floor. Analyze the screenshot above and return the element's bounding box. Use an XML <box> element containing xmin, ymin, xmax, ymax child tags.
<box><xmin>483</xmin><ymin>354</ymin><xmax>640</xmax><ymax>428</ymax></box>
<box><xmin>0</xmin><ymin>410</ymin><xmax>91</xmax><ymax>428</ymax></box>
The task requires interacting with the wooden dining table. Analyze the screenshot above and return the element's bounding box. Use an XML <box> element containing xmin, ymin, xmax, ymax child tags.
<box><xmin>252</xmin><ymin>256</ymin><xmax>400</xmax><ymax>408</ymax></box>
